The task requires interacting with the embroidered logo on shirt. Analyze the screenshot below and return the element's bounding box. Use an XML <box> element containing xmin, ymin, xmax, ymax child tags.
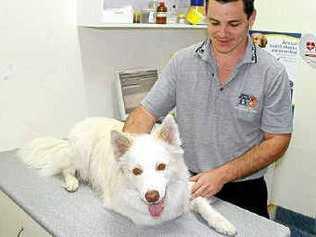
<box><xmin>238</xmin><ymin>94</ymin><xmax>257</xmax><ymax>109</ymax></box>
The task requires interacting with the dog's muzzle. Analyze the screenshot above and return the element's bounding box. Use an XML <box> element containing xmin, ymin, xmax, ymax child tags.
<box><xmin>145</xmin><ymin>190</ymin><xmax>165</xmax><ymax>218</ymax></box>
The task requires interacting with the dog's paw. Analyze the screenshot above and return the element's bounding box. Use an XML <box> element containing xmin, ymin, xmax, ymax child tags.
<box><xmin>63</xmin><ymin>177</ymin><xmax>79</xmax><ymax>192</ymax></box>
<box><xmin>211</xmin><ymin>218</ymin><xmax>237</xmax><ymax>236</ymax></box>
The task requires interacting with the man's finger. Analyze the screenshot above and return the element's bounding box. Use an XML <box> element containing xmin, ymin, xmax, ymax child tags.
<box><xmin>190</xmin><ymin>173</ymin><xmax>201</xmax><ymax>182</ymax></box>
<box><xmin>201</xmin><ymin>186</ymin><xmax>215</xmax><ymax>198</ymax></box>
<box><xmin>192</xmin><ymin>185</ymin><xmax>208</xmax><ymax>198</ymax></box>
<box><xmin>191</xmin><ymin>180</ymin><xmax>202</xmax><ymax>194</ymax></box>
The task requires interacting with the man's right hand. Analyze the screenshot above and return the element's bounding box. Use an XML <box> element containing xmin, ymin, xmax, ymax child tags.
<box><xmin>123</xmin><ymin>106</ymin><xmax>156</xmax><ymax>134</ymax></box>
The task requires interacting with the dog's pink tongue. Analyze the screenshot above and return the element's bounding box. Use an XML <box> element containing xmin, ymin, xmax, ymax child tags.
<box><xmin>148</xmin><ymin>201</ymin><xmax>164</xmax><ymax>218</ymax></box>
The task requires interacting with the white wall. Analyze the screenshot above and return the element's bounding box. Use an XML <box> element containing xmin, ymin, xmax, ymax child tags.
<box><xmin>0</xmin><ymin>0</ymin><xmax>206</xmax><ymax>149</ymax></box>
<box><xmin>255</xmin><ymin>1</ymin><xmax>316</xmax><ymax>217</ymax></box>
<box><xmin>78</xmin><ymin>27</ymin><xmax>207</xmax><ymax>117</ymax></box>
<box><xmin>0</xmin><ymin>0</ymin><xmax>87</xmax><ymax>151</ymax></box>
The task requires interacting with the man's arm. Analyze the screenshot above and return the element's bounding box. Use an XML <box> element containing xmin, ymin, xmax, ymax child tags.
<box><xmin>123</xmin><ymin>106</ymin><xmax>157</xmax><ymax>134</ymax></box>
<box><xmin>191</xmin><ymin>132</ymin><xmax>291</xmax><ymax>198</ymax></box>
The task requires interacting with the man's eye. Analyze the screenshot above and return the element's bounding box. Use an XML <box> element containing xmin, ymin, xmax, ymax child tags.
<box><xmin>210</xmin><ymin>21</ymin><xmax>219</xmax><ymax>26</ymax></box>
<box><xmin>230</xmin><ymin>23</ymin><xmax>240</xmax><ymax>27</ymax></box>
<box><xmin>156</xmin><ymin>163</ymin><xmax>166</xmax><ymax>171</ymax></box>
<box><xmin>132</xmin><ymin>167</ymin><xmax>143</xmax><ymax>176</ymax></box>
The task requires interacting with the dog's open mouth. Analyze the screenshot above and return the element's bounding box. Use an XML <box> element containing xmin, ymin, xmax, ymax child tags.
<box><xmin>148</xmin><ymin>200</ymin><xmax>165</xmax><ymax>218</ymax></box>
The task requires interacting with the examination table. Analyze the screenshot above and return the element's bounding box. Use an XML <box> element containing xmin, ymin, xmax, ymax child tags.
<box><xmin>0</xmin><ymin>150</ymin><xmax>290</xmax><ymax>237</ymax></box>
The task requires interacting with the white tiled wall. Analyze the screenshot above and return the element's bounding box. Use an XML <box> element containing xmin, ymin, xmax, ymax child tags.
<box><xmin>255</xmin><ymin>0</ymin><xmax>316</xmax><ymax>218</ymax></box>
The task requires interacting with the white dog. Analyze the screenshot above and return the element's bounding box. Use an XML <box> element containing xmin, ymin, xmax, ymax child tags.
<box><xmin>18</xmin><ymin>115</ymin><xmax>236</xmax><ymax>236</ymax></box>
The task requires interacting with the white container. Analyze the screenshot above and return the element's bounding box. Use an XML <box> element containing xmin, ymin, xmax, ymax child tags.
<box><xmin>141</xmin><ymin>9</ymin><xmax>156</xmax><ymax>24</ymax></box>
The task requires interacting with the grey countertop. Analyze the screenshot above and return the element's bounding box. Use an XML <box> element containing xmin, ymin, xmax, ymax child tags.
<box><xmin>0</xmin><ymin>150</ymin><xmax>290</xmax><ymax>237</ymax></box>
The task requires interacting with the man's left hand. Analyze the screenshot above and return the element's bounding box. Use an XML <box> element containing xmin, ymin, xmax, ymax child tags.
<box><xmin>190</xmin><ymin>169</ymin><xmax>227</xmax><ymax>198</ymax></box>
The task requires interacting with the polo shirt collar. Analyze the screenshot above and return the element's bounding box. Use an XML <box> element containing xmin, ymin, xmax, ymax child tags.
<box><xmin>240</xmin><ymin>36</ymin><xmax>258</xmax><ymax>65</ymax></box>
<box><xmin>195</xmin><ymin>39</ymin><xmax>215</xmax><ymax>65</ymax></box>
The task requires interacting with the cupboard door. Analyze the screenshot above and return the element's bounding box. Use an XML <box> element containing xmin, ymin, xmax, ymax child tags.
<box><xmin>0</xmin><ymin>191</ymin><xmax>51</xmax><ymax>237</ymax></box>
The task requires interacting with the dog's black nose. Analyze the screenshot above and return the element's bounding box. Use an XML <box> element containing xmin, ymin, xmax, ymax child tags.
<box><xmin>145</xmin><ymin>190</ymin><xmax>160</xmax><ymax>203</ymax></box>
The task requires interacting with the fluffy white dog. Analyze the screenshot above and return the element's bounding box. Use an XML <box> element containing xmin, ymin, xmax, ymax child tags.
<box><xmin>19</xmin><ymin>115</ymin><xmax>236</xmax><ymax>236</ymax></box>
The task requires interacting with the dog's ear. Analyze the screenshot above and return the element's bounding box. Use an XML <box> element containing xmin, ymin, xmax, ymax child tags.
<box><xmin>111</xmin><ymin>130</ymin><xmax>133</xmax><ymax>159</ymax></box>
<box><xmin>154</xmin><ymin>114</ymin><xmax>181</xmax><ymax>147</ymax></box>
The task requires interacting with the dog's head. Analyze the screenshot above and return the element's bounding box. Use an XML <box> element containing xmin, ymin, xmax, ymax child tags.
<box><xmin>252</xmin><ymin>33</ymin><xmax>268</xmax><ymax>48</ymax></box>
<box><xmin>111</xmin><ymin>114</ymin><xmax>184</xmax><ymax>219</ymax></box>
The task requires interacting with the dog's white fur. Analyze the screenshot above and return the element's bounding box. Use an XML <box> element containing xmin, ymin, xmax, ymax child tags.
<box><xmin>18</xmin><ymin>115</ymin><xmax>236</xmax><ymax>236</ymax></box>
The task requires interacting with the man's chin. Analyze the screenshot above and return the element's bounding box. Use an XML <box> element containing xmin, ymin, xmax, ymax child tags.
<box><xmin>213</xmin><ymin>45</ymin><xmax>236</xmax><ymax>55</ymax></box>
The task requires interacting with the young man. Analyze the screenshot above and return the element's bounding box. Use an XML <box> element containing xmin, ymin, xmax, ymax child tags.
<box><xmin>123</xmin><ymin>0</ymin><xmax>292</xmax><ymax>218</ymax></box>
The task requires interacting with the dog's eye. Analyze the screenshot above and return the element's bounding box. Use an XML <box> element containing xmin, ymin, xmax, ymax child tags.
<box><xmin>156</xmin><ymin>163</ymin><xmax>166</xmax><ymax>171</ymax></box>
<box><xmin>132</xmin><ymin>167</ymin><xmax>143</xmax><ymax>176</ymax></box>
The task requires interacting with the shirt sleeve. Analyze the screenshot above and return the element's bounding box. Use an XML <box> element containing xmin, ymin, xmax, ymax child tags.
<box><xmin>261</xmin><ymin>67</ymin><xmax>293</xmax><ymax>134</ymax></box>
<box><xmin>141</xmin><ymin>56</ymin><xmax>177</xmax><ymax>119</ymax></box>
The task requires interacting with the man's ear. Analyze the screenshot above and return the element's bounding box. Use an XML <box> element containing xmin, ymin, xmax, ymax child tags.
<box><xmin>154</xmin><ymin>114</ymin><xmax>181</xmax><ymax>147</ymax></box>
<box><xmin>111</xmin><ymin>130</ymin><xmax>133</xmax><ymax>159</ymax></box>
<box><xmin>249</xmin><ymin>9</ymin><xmax>256</xmax><ymax>29</ymax></box>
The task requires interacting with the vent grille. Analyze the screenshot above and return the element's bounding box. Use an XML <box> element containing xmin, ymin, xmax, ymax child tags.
<box><xmin>118</xmin><ymin>69</ymin><xmax>158</xmax><ymax>114</ymax></box>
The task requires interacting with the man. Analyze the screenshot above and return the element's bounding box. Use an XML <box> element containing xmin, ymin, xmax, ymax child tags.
<box><xmin>123</xmin><ymin>0</ymin><xmax>292</xmax><ymax>218</ymax></box>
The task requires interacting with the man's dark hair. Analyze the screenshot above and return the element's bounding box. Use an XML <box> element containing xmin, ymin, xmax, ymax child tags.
<box><xmin>214</xmin><ymin>0</ymin><xmax>255</xmax><ymax>18</ymax></box>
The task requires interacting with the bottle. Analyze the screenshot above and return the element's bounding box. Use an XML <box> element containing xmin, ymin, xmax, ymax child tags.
<box><xmin>177</xmin><ymin>13</ymin><xmax>186</xmax><ymax>24</ymax></box>
<box><xmin>156</xmin><ymin>1</ymin><xmax>167</xmax><ymax>24</ymax></box>
<box><xmin>186</xmin><ymin>0</ymin><xmax>205</xmax><ymax>25</ymax></box>
<box><xmin>167</xmin><ymin>4</ymin><xmax>177</xmax><ymax>24</ymax></box>
<box><xmin>133</xmin><ymin>10</ymin><xmax>141</xmax><ymax>24</ymax></box>
<box><xmin>148</xmin><ymin>0</ymin><xmax>158</xmax><ymax>24</ymax></box>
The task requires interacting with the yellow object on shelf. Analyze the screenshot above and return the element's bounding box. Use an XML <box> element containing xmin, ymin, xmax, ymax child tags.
<box><xmin>186</xmin><ymin>6</ymin><xmax>205</xmax><ymax>25</ymax></box>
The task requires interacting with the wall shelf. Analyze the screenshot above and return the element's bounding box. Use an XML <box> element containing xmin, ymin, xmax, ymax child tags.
<box><xmin>77</xmin><ymin>0</ymin><xmax>207</xmax><ymax>30</ymax></box>
<box><xmin>78</xmin><ymin>23</ymin><xmax>208</xmax><ymax>30</ymax></box>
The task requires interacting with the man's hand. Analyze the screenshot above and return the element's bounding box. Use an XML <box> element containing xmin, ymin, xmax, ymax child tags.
<box><xmin>190</xmin><ymin>169</ymin><xmax>227</xmax><ymax>199</ymax></box>
<box><xmin>123</xmin><ymin>106</ymin><xmax>156</xmax><ymax>134</ymax></box>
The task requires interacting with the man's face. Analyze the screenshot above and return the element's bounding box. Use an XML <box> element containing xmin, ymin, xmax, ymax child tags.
<box><xmin>207</xmin><ymin>0</ymin><xmax>256</xmax><ymax>55</ymax></box>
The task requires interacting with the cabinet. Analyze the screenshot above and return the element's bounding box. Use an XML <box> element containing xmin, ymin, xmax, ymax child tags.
<box><xmin>0</xmin><ymin>191</ymin><xmax>51</xmax><ymax>237</ymax></box>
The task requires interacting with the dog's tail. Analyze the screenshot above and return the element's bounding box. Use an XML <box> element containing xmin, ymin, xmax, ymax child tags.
<box><xmin>18</xmin><ymin>137</ymin><xmax>75</xmax><ymax>176</ymax></box>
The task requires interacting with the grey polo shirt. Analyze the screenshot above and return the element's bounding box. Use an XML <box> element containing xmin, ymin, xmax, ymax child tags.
<box><xmin>141</xmin><ymin>38</ymin><xmax>293</xmax><ymax>180</ymax></box>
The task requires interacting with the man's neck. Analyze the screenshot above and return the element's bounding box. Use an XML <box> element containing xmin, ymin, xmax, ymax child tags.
<box><xmin>211</xmin><ymin>38</ymin><xmax>249</xmax><ymax>84</ymax></box>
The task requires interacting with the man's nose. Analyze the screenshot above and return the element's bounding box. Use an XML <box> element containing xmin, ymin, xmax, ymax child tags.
<box><xmin>218</xmin><ymin>26</ymin><xmax>228</xmax><ymax>37</ymax></box>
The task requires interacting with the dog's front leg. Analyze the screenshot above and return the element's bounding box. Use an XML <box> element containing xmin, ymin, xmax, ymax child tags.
<box><xmin>190</xmin><ymin>196</ymin><xmax>237</xmax><ymax>236</ymax></box>
<box><xmin>62</xmin><ymin>167</ymin><xmax>79</xmax><ymax>192</ymax></box>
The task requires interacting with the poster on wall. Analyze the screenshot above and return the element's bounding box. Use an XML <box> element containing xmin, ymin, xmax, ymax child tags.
<box><xmin>250</xmin><ymin>30</ymin><xmax>301</xmax><ymax>112</ymax></box>
<box><xmin>299</xmin><ymin>33</ymin><xmax>316</xmax><ymax>69</ymax></box>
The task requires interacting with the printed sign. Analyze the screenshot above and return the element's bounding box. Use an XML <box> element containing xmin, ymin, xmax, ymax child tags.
<box><xmin>250</xmin><ymin>30</ymin><xmax>301</xmax><ymax>84</ymax></box>
<box><xmin>299</xmin><ymin>33</ymin><xmax>316</xmax><ymax>68</ymax></box>
<box><xmin>250</xmin><ymin>31</ymin><xmax>301</xmax><ymax>110</ymax></box>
